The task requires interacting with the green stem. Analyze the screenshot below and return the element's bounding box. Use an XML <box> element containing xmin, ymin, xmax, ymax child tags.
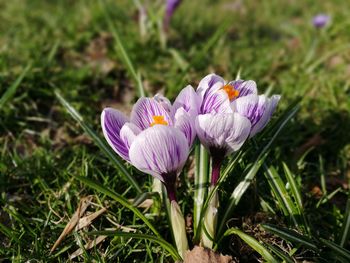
<box><xmin>193</xmin><ymin>144</ymin><xmax>209</xmax><ymax>238</ymax></box>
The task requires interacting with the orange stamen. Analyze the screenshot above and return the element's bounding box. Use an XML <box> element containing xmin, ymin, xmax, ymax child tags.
<box><xmin>150</xmin><ymin>115</ymin><xmax>168</xmax><ymax>127</ymax></box>
<box><xmin>222</xmin><ymin>84</ymin><xmax>240</xmax><ymax>100</ymax></box>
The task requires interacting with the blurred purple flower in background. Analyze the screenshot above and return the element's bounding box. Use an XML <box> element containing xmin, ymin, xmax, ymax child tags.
<box><xmin>313</xmin><ymin>14</ymin><xmax>330</xmax><ymax>28</ymax></box>
<box><xmin>164</xmin><ymin>0</ymin><xmax>182</xmax><ymax>30</ymax></box>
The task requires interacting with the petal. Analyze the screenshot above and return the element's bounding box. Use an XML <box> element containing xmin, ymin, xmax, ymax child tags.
<box><xmin>228</xmin><ymin>79</ymin><xmax>258</xmax><ymax>98</ymax></box>
<box><xmin>173</xmin><ymin>85</ymin><xmax>201</xmax><ymax>115</ymax></box>
<box><xmin>120</xmin><ymin>122</ymin><xmax>141</xmax><ymax>150</ymax></box>
<box><xmin>250</xmin><ymin>95</ymin><xmax>281</xmax><ymax>137</ymax></box>
<box><xmin>129</xmin><ymin>126</ymin><xmax>189</xmax><ymax>181</ymax></box>
<box><xmin>196</xmin><ymin>73</ymin><xmax>225</xmax><ymax>99</ymax></box>
<box><xmin>174</xmin><ymin>107</ymin><xmax>196</xmax><ymax>147</ymax></box>
<box><xmin>101</xmin><ymin>108</ymin><xmax>130</xmax><ymax>161</ymax></box>
<box><xmin>197</xmin><ymin>74</ymin><xmax>232</xmax><ymax>114</ymax></box>
<box><xmin>131</xmin><ymin>97</ymin><xmax>173</xmax><ymax>130</ymax></box>
<box><xmin>200</xmin><ymin>88</ymin><xmax>233</xmax><ymax>114</ymax></box>
<box><xmin>195</xmin><ymin>113</ymin><xmax>251</xmax><ymax>155</ymax></box>
<box><xmin>231</xmin><ymin>94</ymin><xmax>262</xmax><ymax>126</ymax></box>
<box><xmin>154</xmin><ymin>94</ymin><xmax>173</xmax><ymax>114</ymax></box>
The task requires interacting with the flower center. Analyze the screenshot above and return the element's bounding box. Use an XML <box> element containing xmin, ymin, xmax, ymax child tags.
<box><xmin>222</xmin><ymin>84</ymin><xmax>240</xmax><ymax>100</ymax></box>
<box><xmin>150</xmin><ymin>115</ymin><xmax>168</xmax><ymax>127</ymax></box>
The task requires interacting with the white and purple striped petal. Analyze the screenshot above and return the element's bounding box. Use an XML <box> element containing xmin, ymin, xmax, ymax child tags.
<box><xmin>250</xmin><ymin>95</ymin><xmax>281</xmax><ymax>137</ymax></box>
<box><xmin>196</xmin><ymin>74</ymin><xmax>233</xmax><ymax>114</ymax></box>
<box><xmin>173</xmin><ymin>85</ymin><xmax>201</xmax><ymax>116</ymax></box>
<box><xmin>228</xmin><ymin>79</ymin><xmax>258</xmax><ymax>98</ymax></box>
<box><xmin>195</xmin><ymin>113</ymin><xmax>251</xmax><ymax>156</ymax></box>
<box><xmin>232</xmin><ymin>94</ymin><xmax>281</xmax><ymax>137</ymax></box>
<box><xmin>197</xmin><ymin>73</ymin><xmax>225</xmax><ymax>100</ymax></box>
<box><xmin>174</xmin><ymin>107</ymin><xmax>196</xmax><ymax>147</ymax></box>
<box><xmin>101</xmin><ymin>108</ymin><xmax>130</xmax><ymax>161</ymax></box>
<box><xmin>129</xmin><ymin>126</ymin><xmax>189</xmax><ymax>182</ymax></box>
<box><xmin>154</xmin><ymin>94</ymin><xmax>173</xmax><ymax>114</ymax></box>
<box><xmin>120</xmin><ymin>122</ymin><xmax>141</xmax><ymax>151</ymax></box>
<box><xmin>200</xmin><ymin>88</ymin><xmax>232</xmax><ymax>114</ymax></box>
<box><xmin>131</xmin><ymin>97</ymin><xmax>173</xmax><ymax>130</ymax></box>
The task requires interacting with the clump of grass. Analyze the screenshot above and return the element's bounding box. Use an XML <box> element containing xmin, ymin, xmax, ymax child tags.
<box><xmin>1</xmin><ymin>0</ymin><xmax>350</xmax><ymax>262</ymax></box>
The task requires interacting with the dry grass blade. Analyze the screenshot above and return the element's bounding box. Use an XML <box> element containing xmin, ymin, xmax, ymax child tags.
<box><xmin>69</xmin><ymin>235</ymin><xmax>107</xmax><ymax>260</ymax></box>
<box><xmin>76</xmin><ymin>207</ymin><xmax>107</xmax><ymax>231</ymax></box>
<box><xmin>50</xmin><ymin>196</ymin><xmax>93</xmax><ymax>253</ymax></box>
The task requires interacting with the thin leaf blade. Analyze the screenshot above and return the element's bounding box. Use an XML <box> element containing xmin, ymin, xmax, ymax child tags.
<box><xmin>224</xmin><ymin>228</ymin><xmax>278</xmax><ymax>263</ymax></box>
<box><xmin>55</xmin><ymin>90</ymin><xmax>143</xmax><ymax>194</ymax></box>
<box><xmin>87</xmin><ymin>230</ymin><xmax>181</xmax><ymax>260</ymax></box>
<box><xmin>75</xmin><ymin>175</ymin><xmax>159</xmax><ymax>238</ymax></box>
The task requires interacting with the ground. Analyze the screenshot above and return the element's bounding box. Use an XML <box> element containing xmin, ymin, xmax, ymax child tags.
<box><xmin>0</xmin><ymin>0</ymin><xmax>350</xmax><ymax>262</ymax></box>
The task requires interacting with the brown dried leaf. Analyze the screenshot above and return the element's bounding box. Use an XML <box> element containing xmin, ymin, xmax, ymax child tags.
<box><xmin>311</xmin><ymin>186</ymin><xmax>323</xmax><ymax>198</ymax></box>
<box><xmin>50</xmin><ymin>196</ymin><xmax>93</xmax><ymax>253</ymax></box>
<box><xmin>69</xmin><ymin>235</ymin><xmax>107</xmax><ymax>260</ymax></box>
<box><xmin>75</xmin><ymin>207</ymin><xmax>107</xmax><ymax>231</ymax></box>
<box><xmin>183</xmin><ymin>246</ymin><xmax>234</xmax><ymax>263</ymax></box>
<box><xmin>136</xmin><ymin>199</ymin><xmax>154</xmax><ymax>209</ymax></box>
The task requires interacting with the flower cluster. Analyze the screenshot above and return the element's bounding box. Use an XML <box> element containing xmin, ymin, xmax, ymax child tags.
<box><xmin>101</xmin><ymin>73</ymin><xmax>280</xmax><ymax>257</ymax></box>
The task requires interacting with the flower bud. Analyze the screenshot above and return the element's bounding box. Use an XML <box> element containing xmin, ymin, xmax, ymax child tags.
<box><xmin>201</xmin><ymin>188</ymin><xmax>219</xmax><ymax>249</ymax></box>
<box><xmin>171</xmin><ymin>200</ymin><xmax>189</xmax><ymax>259</ymax></box>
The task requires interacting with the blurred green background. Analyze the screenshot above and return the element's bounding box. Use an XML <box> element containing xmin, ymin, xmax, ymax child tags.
<box><xmin>1</xmin><ymin>0</ymin><xmax>350</xmax><ymax>261</ymax></box>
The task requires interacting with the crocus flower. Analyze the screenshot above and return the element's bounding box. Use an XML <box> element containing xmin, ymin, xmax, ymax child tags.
<box><xmin>312</xmin><ymin>14</ymin><xmax>330</xmax><ymax>28</ymax></box>
<box><xmin>195</xmin><ymin>74</ymin><xmax>280</xmax><ymax>248</ymax></box>
<box><xmin>101</xmin><ymin>95</ymin><xmax>196</xmax><ymax>197</ymax></box>
<box><xmin>195</xmin><ymin>74</ymin><xmax>280</xmax><ymax>185</ymax></box>
<box><xmin>164</xmin><ymin>0</ymin><xmax>182</xmax><ymax>31</ymax></box>
<box><xmin>102</xmin><ymin>94</ymin><xmax>193</xmax><ymax>258</ymax></box>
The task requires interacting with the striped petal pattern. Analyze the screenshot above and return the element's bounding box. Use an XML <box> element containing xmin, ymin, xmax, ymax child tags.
<box><xmin>101</xmin><ymin>108</ymin><xmax>130</xmax><ymax>161</ymax></box>
<box><xmin>195</xmin><ymin>113</ymin><xmax>251</xmax><ymax>155</ymax></box>
<box><xmin>129</xmin><ymin>126</ymin><xmax>189</xmax><ymax>181</ymax></box>
<box><xmin>131</xmin><ymin>97</ymin><xmax>173</xmax><ymax>130</ymax></box>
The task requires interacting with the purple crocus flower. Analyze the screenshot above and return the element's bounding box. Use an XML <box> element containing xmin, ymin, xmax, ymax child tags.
<box><xmin>195</xmin><ymin>74</ymin><xmax>280</xmax><ymax>185</ymax></box>
<box><xmin>312</xmin><ymin>14</ymin><xmax>330</xmax><ymax>28</ymax></box>
<box><xmin>164</xmin><ymin>0</ymin><xmax>182</xmax><ymax>30</ymax></box>
<box><xmin>101</xmin><ymin>92</ymin><xmax>197</xmax><ymax>201</ymax></box>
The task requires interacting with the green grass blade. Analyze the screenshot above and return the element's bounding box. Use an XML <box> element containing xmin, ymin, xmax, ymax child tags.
<box><xmin>193</xmin><ymin>144</ymin><xmax>209</xmax><ymax>236</ymax></box>
<box><xmin>216</xmin><ymin>101</ymin><xmax>301</xmax><ymax>237</ymax></box>
<box><xmin>87</xmin><ymin>230</ymin><xmax>181</xmax><ymax>260</ymax></box>
<box><xmin>318</xmin><ymin>155</ymin><xmax>327</xmax><ymax>195</ymax></box>
<box><xmin>261</xmin><ymin>224</ymin><xmax>318</xmax><ymax>251</ymax></box>
<box><xmin>55</xmin><ymin>90</ymin><xmax>143</xmax><ymax>194</ymax></box>
<box><xmin>264</xmin><ymin>165</ymin><xmax>300</xmax><ymax>228</ymax></box>
<box><xmin>174</xmin><ymin>19</ymin><xmax>231</xmax><ymax>89</ymax></box>
<box><xmin>283</xmin><ymin>163</ymin><xmax>303</xmax><ymax>211</ymax></box>
<box><xmin>338</xmin><ymin>192</ymin><xmax>350</xmax><ymax>247</ymax></box>
<box><xmin>217</xmin><ymin>154</ymin><xmax>267</xmax><ymax>238</ymax></box>
<box><xmin>75</xmin><ymin>175</ymin><xmax>159</xmax><ymax>238</ymax></box>
<box><xmin>264</xmin><ymin>242</ymin><xmax>295</xmax><ymax>263</ymax></box>
<box><xmin>132</xmin><ymin>192</ymin><xmax>160</xmax><ymax>207</ymax></box>
<box><xmin>98</xmin><ymin>0</ymin><xmax>145</xmax><ymax>97</ymax></box>
<box><xmin>224</xmin><ymin>228</ymin><xmax>278</xmax><ymax>263</ymax></box>
<box><xmin>306</xmin><ymin>43</ymin><xmax>350</xmax><ymax>73</ymax></box>
<box><xmin>194</xmin><ymin>19</ymin><xmax>231</xmax><ymax>63</ymax></box>
<box><xmin>263</xmin><ymin>166</ymin><xmax>290</xmax><ymax>217</ymax></box>
<box><xmin>319</xmin><ymin>238</ymin><xmax>350</xmax><ymax>261</ymax></box>
<box><xmin>0</xmin><ymin>63</ymin><xmax>31</xmax><ymax>109</ymax></box>
<box><xmin>283</xmin><ymin>162</ymin><xmax>310</xmax><ymax>234</ymax></box>
<box><xmin>194</xmin><ymin>151</ymin><xmax>242</xmax><ymax>243</ymax></box>
<box><xmin>0</xmin><ymin>222</ymin><xmax>19</xmax><ymax>243</ymax></box>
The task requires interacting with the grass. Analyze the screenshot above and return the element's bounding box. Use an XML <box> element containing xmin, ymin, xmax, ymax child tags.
<box><xmin>1</xmin><ymin>0</ymin><xmax>350</xmax><ymax>261</ymax></box>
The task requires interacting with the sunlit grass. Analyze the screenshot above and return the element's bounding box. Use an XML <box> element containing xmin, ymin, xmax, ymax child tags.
<box><xmin>0</xmin><ymin>0</ymin><xmax>350</xmax><ymax>261</ymax></box>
